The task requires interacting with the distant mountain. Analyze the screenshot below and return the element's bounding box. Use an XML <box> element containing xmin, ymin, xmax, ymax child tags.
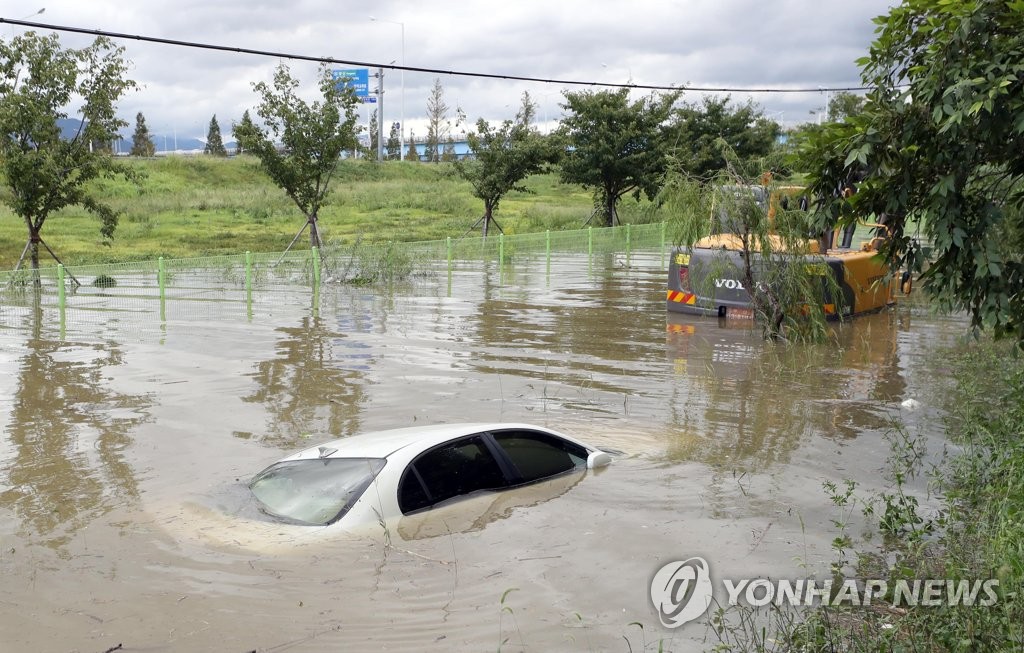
<box><xmin>54</xmin><ymin>117</ymin><xmax>236</xmax><ymax>154</ymax></box>
<box><xmin>57</xmin><ymin>117</ymin><xmax>83</xmax><ymax>140</ymax></box>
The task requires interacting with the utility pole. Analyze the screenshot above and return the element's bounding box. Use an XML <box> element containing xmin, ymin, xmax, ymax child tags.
<box><xmin>376</xmin><ymin>67</ymin><xmax>385</xmax><ymax>162</ymax></box>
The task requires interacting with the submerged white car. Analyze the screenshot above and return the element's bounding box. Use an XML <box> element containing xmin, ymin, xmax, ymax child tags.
<box><xmin>249</xmin><ymin>423</ymin><xmax>612</xmax><ymax>528</ymax></box>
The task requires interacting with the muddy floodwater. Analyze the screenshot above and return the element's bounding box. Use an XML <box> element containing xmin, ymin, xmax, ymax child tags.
<box><xmin>0</xmin><ymin>252</ymin><xmax>967</xmax><ymax>652</ymax></box>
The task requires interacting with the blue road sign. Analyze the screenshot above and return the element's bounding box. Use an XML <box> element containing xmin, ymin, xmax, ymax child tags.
<box><xmin>333</xmin><ymin>69</ymin><xmax>377</xmax><ymax>103</ymax></box>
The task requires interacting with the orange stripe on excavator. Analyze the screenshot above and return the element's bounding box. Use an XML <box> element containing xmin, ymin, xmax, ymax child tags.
<box><xmin>667</xmin><ymin>290</ymin><xmax>697</xmax><ymax>305</ymax></box>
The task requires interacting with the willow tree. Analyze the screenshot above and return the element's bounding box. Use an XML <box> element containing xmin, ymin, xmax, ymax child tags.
<box><xmin>233</xmin><ymin>63</ymin><xmax>359</xmax><ymax>252</ymax></box>
<box><xmin>0</xmin><ymin>32</ymin><xmax>136</xmax><ymax>279</ymax></box>
<box><xmin>659</xmin><ymin>152</ymin><xmax>840</xmax><ymax>342</ymax></box>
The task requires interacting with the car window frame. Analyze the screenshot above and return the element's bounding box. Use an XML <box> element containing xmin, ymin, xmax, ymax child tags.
<box><xmin>397</xmin><ymin>429</ymin><xmax>588</xmax><ymax>515</ymax></box>
<box><xmin>486</xmin><ymin>428</ymin><xmax>589</xmax><ymax>486</ymax></box>
<box><xmin>398</xmin><ymin>433</ymin><xmax>514</xmax><ymax>515</ymax></box>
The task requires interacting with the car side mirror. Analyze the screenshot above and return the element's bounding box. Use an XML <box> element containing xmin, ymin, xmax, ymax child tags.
<box><xmin>587</xmin><ymin>451</ymin><xmax>611</xmax><ymax>469</ymax></box>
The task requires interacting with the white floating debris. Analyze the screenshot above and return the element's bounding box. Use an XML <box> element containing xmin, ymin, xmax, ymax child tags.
<box><xmin>901</xmin><ymin>398</ymin><xmax>921</xmax><ymax>410</ymax></box>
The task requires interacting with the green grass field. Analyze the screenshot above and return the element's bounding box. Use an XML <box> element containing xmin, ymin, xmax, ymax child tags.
<box><xmin>0</xmin><ymin>157</ymin><xmax>658</xmax><ymax>268</ymax></box>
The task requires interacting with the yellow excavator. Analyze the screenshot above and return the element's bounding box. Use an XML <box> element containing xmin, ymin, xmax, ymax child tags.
<box><xmin>666</xmin><ymin>183</ymin><xmax>906</xmax><ymax>318</ymax></box>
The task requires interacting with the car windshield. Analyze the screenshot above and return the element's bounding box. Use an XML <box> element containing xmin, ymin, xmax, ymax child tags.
<box><xmin>249</xmin><ymin>457</ymin><xmax>386</xmax><ymax>526</ymax></box>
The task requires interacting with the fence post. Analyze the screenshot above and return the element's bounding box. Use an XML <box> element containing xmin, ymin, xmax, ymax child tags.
<box><xmin>626</xmin><ymin>223</ymin><xmax>632</xmax><ymax>261</ymax></box>
<box><xmin>158</xmin><ymin>257</ymin><xmax>165</xmax><ymax>299</ymax></box>
<box><xmin>446</xmin><ymin>237</ymin><xmax>453</xmax><ymax>296</ymax></box>
<box><xmin>245</xmin><ymin>251</ymin><xmax>252</xmax><ymax>294</ymax></box>
<box><xmin>587</xmin><ymin>226</ymin><xmax>594</xmax><ymax>273</ymax></box>
<box><xmin>312</xmin><ymin>246</ymin><xmax>321</xmax><ymax>288</ymax></box>
<box><xmin>158</xmin><ymin>257</ymin><xmax>166</xmax><ymax>321</ymax></box>
<box><xmin>57</xmin><ymin>264</ymin><xmax>66</xmax><ymax>310</ymax></box>
<box><xmin>244</xmin><ymin>251</ymin><xmax>253</xmax><ymax>321</ymax></box>
<box><xmin>311</xmin><ymin>249</ymin><xmax>321</xmax><ymax>318</ymax></box>
<box><xmin>498</xmin><ymin>233</ymin><xmax>505</xmax><ymax>269</ymax></box>
<box><xmin>545</xmin><ymin>229</ymin><xmax>551</xmax><ymax>282</ymax></box>
<box><xmin>57</xmin><ymin>264</ymin><xmax>66</xmax><ymax>336</ymax></box>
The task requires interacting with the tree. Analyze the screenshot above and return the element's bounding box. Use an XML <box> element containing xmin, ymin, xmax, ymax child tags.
<box><xmin>129</xmin><ymin>112</ymin><xmax>156</xmax><ymax>157</ymax></box>
<box><xmin>660</xmin><ymin>158</ymin><xmax>838</xmax><ymax>342</ymax></box>
<box><xmin>673</xmin><ymin>96</ymin><xmax>781</xmax><ymax>181</ymax></box>
<box><xmin>559</xmin><ymin>88</ymin><xmax>680</xmax><ymax>226</ymax></box>
<box><xmin>204</xmin><ymin>114</ymin><xmax>227</xmax><ymax>156</ymax></box>
<box><xmin>386</xmin><ymin>121</ymin><xmax>401</xmax><ymax>160</ymax></box>
<box><xmin>454</xmin><ymin>96</ymin><xmax>553</xmax><ymax>237</ymax></box>
<box><xmin>233</xmin><ymin>63</ymin><xmax>359</xmax><ymax>251</ymax></box>
<box><xmin>800</xmin><ymin>0</ymin><xmax>1024</xmax><ymax>342</ymax></box>
<box><xmin>516</xmin><ymin>91</ymin><xmax>537</xmax><ymax>130</ymax></box>
<box><xmin>234</xmin><ymin>110</ymin><xmax>253</xmax><ymax>155</ymax></box>
<box><xmin>424</xmin><ymin>78</ymin><xmax>449</xmax><ymax>163</ymax></box>
<box><xmin>826</xmin><ymin>91</ymin><xmax>866</xmax><ymax>122</ymax></box>
<box><xmin>441</xmin><ymin>136</ymin><xmax>457</xmax><ymax>162</ymax></box>
<box><xmin>0</xmin><ymin>32</ymin><xmax>136</xmax><ymax>277</ymax></box>
<box><xmin>404</xmin><ymin>132</ymin><xmax>420</xmax><ymax>161</ymax></box>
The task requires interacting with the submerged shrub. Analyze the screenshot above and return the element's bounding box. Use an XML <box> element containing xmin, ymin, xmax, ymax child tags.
<box><xmin>93</xmin><ymin>274</ymin><xmax>117</xmax><ymax>288</ymax></box>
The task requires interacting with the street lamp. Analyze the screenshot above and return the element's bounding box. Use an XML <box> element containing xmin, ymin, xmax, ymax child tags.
<box><xmin>537</xmin><ymin>90</ymin><xmax>562</xmax><ymax>134</ymax></box>
<box><xmin>10</xmin><ymin>7</ymin><xmax>44</xmax><ymax>35</ymax></box>
<box><xmin>369</xmin><ymin>15</ymin><xmax>405</xmax><ymax>159</ymax></box>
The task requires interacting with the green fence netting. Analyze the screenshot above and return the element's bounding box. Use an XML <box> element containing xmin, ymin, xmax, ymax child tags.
<box><xmin>0</xmin><ymin>223</ymin><xmax>671</xmax><ymax>329</ymax></box>
<box><xmin>0</xmin><ymin>220</ymin><xmax>887</xmax><ymax>331</ymax></box>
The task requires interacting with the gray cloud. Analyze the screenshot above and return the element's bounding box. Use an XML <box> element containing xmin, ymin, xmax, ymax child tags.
<box><xmin>8</xmin><ymin>0</ymin><xmax>894</xmax><ymax>144</ymax></box>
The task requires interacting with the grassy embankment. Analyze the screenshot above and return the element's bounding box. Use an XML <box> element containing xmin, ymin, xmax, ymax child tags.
<box><xmin>0</xmin><ymin>156</ymin><xmax>658</xmax><ymax>269</ymax></box>
<box><xmin>714</xmin><ymin>339</ymin><xmax>1024</xmax><ymax>652</ymax></box>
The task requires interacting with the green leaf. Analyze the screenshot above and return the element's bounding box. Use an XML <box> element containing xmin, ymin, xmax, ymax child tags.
<box><xmin>946</xmin><ymin>230</ymin><xmax>962</xmax><ymax>250</ymax></box>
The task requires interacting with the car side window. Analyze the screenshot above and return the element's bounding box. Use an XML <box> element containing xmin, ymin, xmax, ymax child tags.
<box><xmin>399</xmin><ymin>436</ymin><xmax>508</xmax><ymax>514</ymax></box>
<box><xmin>492</xmin><ymin>431</ymin><xmax>587</xmax><ymax>483</ymax></box>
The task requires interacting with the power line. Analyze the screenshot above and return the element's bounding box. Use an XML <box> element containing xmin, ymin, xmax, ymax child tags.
<box><xmin>0</xmin><ymin>17</ymin><xmax>876</xmax><ymax>94</ymax></box>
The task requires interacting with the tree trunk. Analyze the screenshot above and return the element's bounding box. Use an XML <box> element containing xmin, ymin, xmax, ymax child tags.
<box><xmin>30</xmin><ymin>227</ymin><xmax>41</xmax><ymax>287</ymax></box>
<box><xmin>604</xmin><ymin>193</ymin><xmax>616</xmax><ymax>227</ymax></box>
<box><xmin>28</xmin><ymin>225</ymin><xmax>41</xmax><ymax>269</ymax></box>
<box><xmin>308</xmin><ymin>213</ymin><xmax>321</xmax><ymax>249</ymax></box>
<box><xmin>482</xmin><ymin>203</ymin><xmax>493</xmax><ymax>238</ymax></box>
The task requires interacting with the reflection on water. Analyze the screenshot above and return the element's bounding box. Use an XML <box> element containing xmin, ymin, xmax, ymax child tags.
<box><xmin>663</xmin><ymin>310</ymin><xmax>911</xmax><ymax>469</ymax></box>
<box><xmin>396</xmin><ymin>471</ymin><xmax>586</xmax><ymax>541</ymax></box>
<box><xmin>0</xmin><ymin>251</ymin><xmax>969</xmax><ymax>651</ymax></box>
<box><xmin>243</xmin><ymin>313</ymin><xmax>366</xmax><ymax>447</ymax></box>
<box><xmin>0</xmin><ymin>299</ymin><xmax>151</xmax><ymax>549</ymax></box>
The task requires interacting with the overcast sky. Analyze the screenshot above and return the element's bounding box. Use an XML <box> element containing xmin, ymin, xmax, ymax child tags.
<box><xmin>4</xmin><ymin>0</ymin><xmax>895</xmax><ymax>148</ymax></box>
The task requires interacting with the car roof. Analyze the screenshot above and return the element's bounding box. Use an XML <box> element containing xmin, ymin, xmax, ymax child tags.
<box><xmin>280</xmin><ymin>423</ymin><xmax>568</xmax><ymax>462</ymax></box>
